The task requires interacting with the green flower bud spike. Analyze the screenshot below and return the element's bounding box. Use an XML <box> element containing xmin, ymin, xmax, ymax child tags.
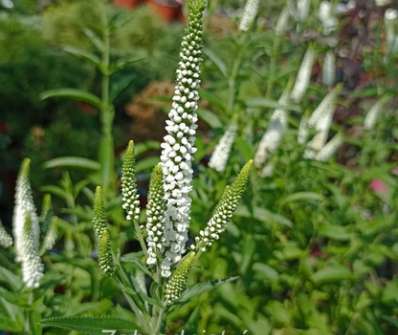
<box><xmin>98</xmin><ymin>228</ymin><xmax>114</xmax><ymax>276</ymax></box>
<box><xmin>122</xmin><ymin>140</ymin><xmax>141</xmax><ymax>226</ymax></box>
<box><xmin>146</xmin><ymin>164</ymin><xmax>166</xmax><ymax>266</ymax></box>
<box><xmin>164</xmin><ymin>252</ymin><xmax>196</xmax><ymax>305</ymax></box>
<box><xmin>92</xmin><ymin>186</ymin><xmax>114</xmax><ymax>276</ymax></box>
<box><xmin>193</xmin><ymin>160</ymin><xmax>253</xmax><ymax>252</ymax></box>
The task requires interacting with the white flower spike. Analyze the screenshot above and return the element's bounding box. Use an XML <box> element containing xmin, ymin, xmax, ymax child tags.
<box><xmin>254</xmin><ymin>89</ymin><xmax>289</xmax><ymax>168</ymax></box>
<box><xmin>364</xmin><ymin>96</ymin><xmax>391</xmax><ymax>130</ymax></box>
<box><xmin>322</xmin><ymin>51</ymin><xmax>336</xmax><ymax>87</ymax></box>
<box><xmin>209</xmin><ymin>123</ymin><xmax>238</xmax><ymax>173</ymax></box>
<box><xmin>315</xmin><ymin>133</ymin><xmax>343</xmax><ymax>161</ymax></box>
<box><xmin>291</xmin><ymin>47</ymin><xmax>316</xmax><ymax>103</ymax></box>
<box><xmin>239</xmin><ymin>0</ymin><xmax>260</xmax><ymax>32</ymax></box>
<box><xmin>159</xmin><ymin>0</ymin><xmax>206</xmax><ymax>277</ymax></box>
<box><xmin>13</xmin><ymin>159</ymin><xmax>43</xmax><ymax>288</ymax></box>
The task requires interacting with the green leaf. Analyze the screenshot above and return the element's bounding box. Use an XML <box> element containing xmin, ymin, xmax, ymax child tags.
<box><xmin>318</xmin><ymin>224</ymin><xmax>352</xmax><ymax>241</ymax></box>
<box><xmin>177</xmin><ymin>277</ymin><xmax>239</xmax><ymax>304</ymax></box>
<box><xmin>42</xmin><ymin>317</ymin><xmax>138</xmax><ymax>334</ymax></box>
<box><xmin>136</xmin><ymin>157</ymin><xmax>159</xmax><ymax>173</ymax></box>
<box><xmin>44</xmin><ymin>157</ymin><xmax>100</xmax><ymax>170</ymax></box>
<box><xmin>120</xmin><ymin>252</ymin><xmax>153</xmax><ymax>278</ymax></box>
<box><xmin>253</xmin><ymin>263</ymin><xmax>279</xmax><ymax>282</ymax></box>
<box><xmin>0</xmin><ymin>287</ymin><xmax>29</xmax><ymax>306</ymax></box>
<box><xmin>0</xmin><ymin>315</ymin><xmax>23</xmax><ymax>332</ymax></box>
<box><xmin>281</xmin><ymin>192</ymin><xmax>324</xmax><ymax>206</ymax></box>
<box><xmin>40</xmin><ymin>89</ymin><xmax>102</xmax><ymax>110</ymax></box>
<box><xmin>197</xmin><ymin>108</ymin><xmax>223</xmax><ymax>128</ymax></box>
<box><xmin>204</xmin><ymin>48</ymin><xmax>227</xmax><ymax>77</ymax></box>
<box><xmin>0</xmin><ymin>265</ymin><xmax>22</xmax><ymax>290</ymax></box>
<box><xmin>246</xmin><ymin>97</ymin><xmax>300</xmax><ymax>112</ymax></box>
<box><xmin>63</xmin><ymin>46</ymin><xmax>101</xmax><ymax>66</ymax></box>
<box><xmin>312</xmin><ymin>265</ymin><xmax>352</xmax><ymax>284</ymax></box>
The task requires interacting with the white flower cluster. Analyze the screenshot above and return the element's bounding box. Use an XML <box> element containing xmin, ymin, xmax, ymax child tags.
<box><xmin>254</xmin><ymin>90</ymin><xmax>289</xmax><ymax>168</ymax></box>
<box><xmin>291</xmin><ymin>47</ymin><xmax>316</xmax><ymax>103</ymax></box>
<box><xmin>239</xmin><ymin>0</ymin><xmax>260</xmax><ymax>32</ymax></box>
<box><xmin>13</xmin><ymin>160</ymin><xmax>43</xmax><ymax>288</ymax></box>
<box><xmin>159</xmin><ymin>4</ymin><xmax>204</xmax><ymax>278</ymax></box>
<box><xmin>208</xmin><ymin>123</ymin><xmax>237</xmax><ymax>173</ymax></box>
<box><xmin>0</xmin><ymin>219</ymin><xmax>13</xmax><ymax>248</ymax></box>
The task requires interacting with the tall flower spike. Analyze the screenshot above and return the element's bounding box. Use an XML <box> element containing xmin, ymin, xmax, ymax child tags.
<box><xmin>0</xmin><ymin>219</ymin><xmax>13</xmax><ymax>248</ymax></box>
<box><xmin>364</xmin><ymin>96</ymin><xmax>391</xmax><ymax>130</ymax></box>
<box><xmin>239</xmin><ymin>0</ymin><xmax>260</xmax><ymax>32</ymax></box>
<box><xmin>159</xmin><ymin>0</ymin><xmax>206</xmax><ymax>278</ymax></box>
<box><xmin>322</xmin><ymin>51</ymin><xmax>336</xmax><ymax>87</ymax></box>
<box><xmin>194</xmin><ymin>160</ymin><xmax>253</xmax><ymax>252</ymax></box>
<box><xmin>254</xmin><ymin>89</ymin><xmax>289</xmax><ymax>168</ymax></box>
<box><xmin>296</xmin><ymin>0</ymin><xmax>310</xmax><ymax>22</ymax></box>
<box><xmin>93</xmin><ymin>187</ymin><xmax>114</xmax><ymax>275</ymax></box>
<box><xmin>13</xmin><ymin>159</ymin><xmax>43</xmax><ymax>288</ymax></box>
<box><xmin>291</xmin><ymin>47</ymin><xmax>316</xmax><ymax>103</ymax></box>
<box><xmin>122</xmin><ymin>140</ymin><xmax>141</xmax><ymax>226</ymax></box>
<box><xmin>208</xmin><ymin>123</ymin><xmax>237</xmax><ymax>173</ymax></box>
<box><xmin>145</xmin><ymin>164</ymin><xmax>166</xmax><ymax>266</ymax></box>
<box><xmin>164</xmin><ymin>252</ymin><xmax>196</xmax><ymax>305</ymax></box>
<box><xmin>275</xmin><ymin>6</ymin><xmax>290</xmax><ymax>35</ymax></box>
<box><xmin>304</xmin><ymin>87</ymin><xmax>340</xmax><ymax>158</ymax></box>
<box><xmin>319</xmin><ymin>1</ymin><xmax>337</xmax><ymax>35</ymax></box>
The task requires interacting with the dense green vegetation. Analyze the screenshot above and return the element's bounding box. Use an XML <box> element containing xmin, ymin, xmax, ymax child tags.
<box><xmin>0</xmin><ymin>0</ymin><xmax>397</xmax><ymax>334</ymax></box>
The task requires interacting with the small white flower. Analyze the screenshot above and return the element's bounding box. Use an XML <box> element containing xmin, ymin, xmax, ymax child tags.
<box><xmin>239</xmin><ymin>0</ymin><xmax>260</xmax><ymax>32</ymax></box>
<box><xmin>319</xmin><ymin>1</ymin><xmax>337</xmax><ymax>34</ymax></box>
<box><xmin>322</xmin><ymin>51</ymin><xmax>336</xmax><ymax>87</ymax></box>
<box><xmin>364</xmin><ymin>96</ymin><xmax>391</xmax><ymax>130</ymax></box>
<box><xmin>209</xmin><ymin>123</ymin><xmax>237</xmax><ymax>172</ymax></box>
<box><xmin>254</xmin><ymin>90</ymin><xmax>289</xmax><ymax>168</ymax></box>
<box><xmin>291</xmin><ymin>47</ymin><xmax>316</xmax><ymax>103</ymax></box>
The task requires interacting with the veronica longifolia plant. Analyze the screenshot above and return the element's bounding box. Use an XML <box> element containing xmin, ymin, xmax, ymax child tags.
<box><xmin>65</xmin><ymin>1</ymin><xmax>253</xmax><ymax>334</ymax></box>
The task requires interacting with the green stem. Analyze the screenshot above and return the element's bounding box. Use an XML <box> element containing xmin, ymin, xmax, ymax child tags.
<box><xmin>99</xmin><ymin>5</ymin><xmax>115</xmax><ymax>193</ymax></box>
<box><xmin>227</xmin><ymin>34</ymin><xmax>249</xmax><ymax>125</ymax></box>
